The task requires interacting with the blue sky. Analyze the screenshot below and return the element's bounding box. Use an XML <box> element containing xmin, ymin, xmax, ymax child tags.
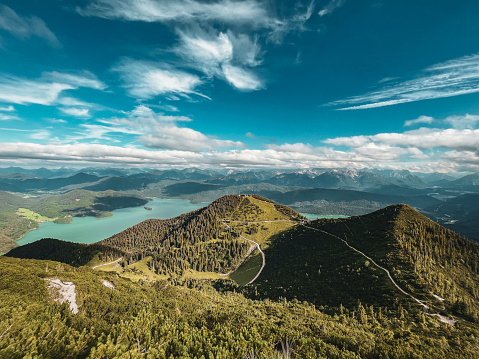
<box><xmin>1</xmin><ymin>0</ymin><xmax>479</xmax><ymax>172</ymax></box>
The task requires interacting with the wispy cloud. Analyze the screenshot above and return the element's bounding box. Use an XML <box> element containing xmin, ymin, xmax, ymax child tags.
<box><xmin>0</xmin><ymin>72</ymin><xmax>105</xmax><ymax>105</ymax></box>
<box><xmin>325</xmin><ymin>128</ymin><xmax>479</xmax><ymax>153</ymax></box>
<box><xmin>78</xmin><ymin>0</ymin><xmax>270</xmax><ymax>26</ymax></box>
<box><xmin>71</xmin><ymin>105</ymin><xmax>245</xmax><ymax>151</ymax></box>
<box><xmin>175</xmin><ymin>27</ymin><xmax>263</xmax><ymax>90</ymax></box>
<box><xmin>444</xmin><ymin>113</ymin><xmax>479</xmax><ymax>130</ymax></box>
<box><xmin>404</xmin><ymin>115</ymin><xmax>434</xmax><ymax>127</ymax></box>
<box><xmin>30</xmin><ymin>130</ymin><xmax>51</xmax><ymax>140</ymax></box>
<box><xmin>318</xmin><ymin>0</ymin><xmax>345</xmax><ymax>17</ymax></box>
<box><xmin>114</xmin><ymin>59</ymin><xmax>207</xmax><ymax>99</ymax></box>
<box><xmin>59</xmin><ymin>107</ymin><xmax>91</xmax><ymax>118</ymax></box>
<box><xmin>328</xmin><ymin>53</ymin><xmax>479</xmax><ymax>110</ymax></box>
<box><xmin>0</xmin><ymin>113</ymin><xmax>19</xmax><ymax>121</ymax></box>
<box><xmin>43</xmin><ymin>71</ymin><xmax>106</xmax><ymax>90</ymax></box>
<box><xmin>222</xmin><ymin>64</ymin><xmax>262</xmax><ymax>90</ymax></box>
<box><xmin>0</xmin><ymin>104</ymin><xmax>19</xmax><ymax>120</ymax></box>
<box><xmin>0</xmin><ymin>5</ymin><xmax>60</xmax><ymax>46</ymax></box>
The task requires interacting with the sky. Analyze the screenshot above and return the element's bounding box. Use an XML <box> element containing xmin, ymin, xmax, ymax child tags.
<box><xmin>1</xmin><ymin>0</ymin><xmax>479</xmax><ymax>172</ymax></box>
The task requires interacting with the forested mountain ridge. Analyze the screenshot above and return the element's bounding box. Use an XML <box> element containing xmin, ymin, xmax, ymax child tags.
<box><xmin>3</xmin><ymin>196</ymin><xmax>479</xmax><ymax>357</ymax></box>
<box><xmin>7</xmin><ymin>195</ymin><xmax>304</xmax><ymax>283</ymax></box>
<box><xmin>244</xmin><ymin>204</ymin><xmax>479</xmax><ymax>323</ymax></box>
<box><xmin>99</xmin><ymin>194</ymin><xmax>303</xmax><ymax>280</ymax></box>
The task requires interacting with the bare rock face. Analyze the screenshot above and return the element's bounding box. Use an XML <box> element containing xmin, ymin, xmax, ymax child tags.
<box><xmin>45</xmin><ymin>278</ymin><xmax>78</xmax><ymax>314</ymax></box>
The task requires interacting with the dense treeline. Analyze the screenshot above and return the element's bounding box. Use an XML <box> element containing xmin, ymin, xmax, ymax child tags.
<box><xmin>5</xmin><ymin>238</ymin><xmax>123</xmax><ymax>267</ymax></box>
<box><xmin>2</xmin><ymin>256</ymin><xmax>479</xmax><ymax>358</ymax></box>
<box><xmin>101</xmin><ymin>195</ymin><xmax>250</xmax><ymax>275</ymax></box>
<box><xmin>306</xmin><ymin>205</ymin><xmax>479</xmax><ymax>321</ymax></box>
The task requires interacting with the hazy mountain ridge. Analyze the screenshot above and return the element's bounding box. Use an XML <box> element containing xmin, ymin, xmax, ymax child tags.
<box><xmin>1</xmin><ymin>166</ymin><xmax>478</xmax><ymax>241</ymax></box>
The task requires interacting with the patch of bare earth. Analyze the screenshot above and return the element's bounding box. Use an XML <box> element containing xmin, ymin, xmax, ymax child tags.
<box><xmin>45</xmin><ymin>278</ymin><xmax>78</xmax><ymax>314</ymax></box>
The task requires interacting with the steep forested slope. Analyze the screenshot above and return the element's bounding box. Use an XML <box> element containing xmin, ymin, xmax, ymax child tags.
<box><xmin>245</xmin><ymin>205</ymin><xmax>479</xmax><ymax>322</ymax></box>
<box><xmin>100</xmin><ymin>194</ymin><xmax>303</xmax><ymax>278</ymax></box>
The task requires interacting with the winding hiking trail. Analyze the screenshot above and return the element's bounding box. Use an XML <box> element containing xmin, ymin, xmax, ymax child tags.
<box><xmin>220</xmin><ymin>221</ymin><xmax>266</xmax><ymax>285</ymax></box>
<box><xmin>92</xmin><ymin>257</ymin><xmax>123</xmax><ymax>270</ymax></box>
<box><xmin>302</xmin><ymin>224</ymin><xmax>429</xmax><ymax>309</ymax></box>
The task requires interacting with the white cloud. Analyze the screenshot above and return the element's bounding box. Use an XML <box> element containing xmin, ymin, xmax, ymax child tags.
<box><xmin>30</xmin><ymin>130</ymin><xmax>51</xmax><ymax>140</ymax></box>
<box><xmin>0</xmin><ymin>113</ymin><xmax>19</xmax><ymax>121</ymax></box>
<box><xmin>404</xmin><ymin>115</ymin><xmax>434</xmax><ymax>127</ymax></box>
<box><xmin>222</xmin><ymin>64</ymin><xmax>262</xmax><ymax>90</ymax></box>
<box><xmin>175</xmin><ymin>28</ymin><xmax>264</xmax><ymax>90</ymax></box>
<box><xmin>59</xmin><ymin>107</ymin><xmax>91</xmax><ymax>118</ymax></box>
<box><xmin>318</xmin><ymin>0</ymin><xmax>345</xmax><ymax>17</ymax></box>
<box><xmin>114</xmin><ymin>60</ymin><xmax>206</xmax><ymax>99</ymax></box>
<box><xmin>0</xmin><ymin>104</ymin><xmax>18</xmax><ymax>120</ymax></box>
<box><xmin>266</xmin><ymin>143</ymin><xmax>315</xmax><ymax>154</ymax></box>
<box><xmin>0</xmin><ymin>142</ymin><xmax>203</xmax><ymax>166</ymax></box>
<box><xmin>0</xmin><ymin>72</ymin><xmax>105</xmax><ymax>106</ymax></box>
<box><xmin>124</xmin><ymin>104</ymin><xmax>192</xmax><ymax>122</ymax></box>
<box><xmin>325</xmin><ymin>128</ymin><xmax>479</xmax><ymax>154</ymax></box>
<box><xmin>329</xmin><ymin>53</ymin><xmax>479</xmax><ymax>110</ymax></box>
<box><xmin>176</xmin><ymin>30</ymin><xmax>233</xmax><ymax>75</ymax></box>
<box><xmin>444</xmin><ymin>113</ymin><xmax>479</xmax><ymax>129</ymax></box>
<box><xmin>0</xmin><ymin>77</ymin><xmax>73</xmax><ymax>105</ymax></box>
<box><xmin>43</xmin><ymin>71</ymin><xmax>106</xmax><ymax>90</ymax></box>
<box><xmin>78</xmin><ymin>0</ymin><xmax>270</xmax><ymax>26</ymax></box>
<box><xmin>158</xmin><ymin>104</ymin><xmax>179</xmax><ymax>112</ymax></box>
<box><xmin>48</xmin><ymin>118</ymin><xmax>67</xmax><ymax>124</ymax></box>
<box><xmin>140</xmin><ymin>127</ymin><xmax>244</xmax><ymax>151</ymax></box>
<box><xmin>0</xmin><ymin>138</ymin><xmax>474</xmax><ymax>172</ymax></box>
<box><xmin>83</xmin><ymin>105</ymin><xmax>245</xmax><ymax>151</ymax></box>
<box><xmin>0</xmin><ymin>5</ymin><xmax>59</xmax><ymax>46</ymax></box>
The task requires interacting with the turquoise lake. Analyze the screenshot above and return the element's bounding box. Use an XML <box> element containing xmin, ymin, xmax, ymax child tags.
<box><xmin>16</xmin><ymin>198</ymin><xmax>348</xmax><ymax>246</ymax></box>
<box><xmin>301</xmin><ymin>213</ymin><xmax>349</xmax><ymax>220</ymax></box>
<box><xmin>17</xmin><ymin>198</ymin><xmax>207</xmax><ymax>246</ymax></box>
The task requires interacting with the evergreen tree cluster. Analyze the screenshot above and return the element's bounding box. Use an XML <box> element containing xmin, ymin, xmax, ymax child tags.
<box><xmin>101</xmin><ymin>195</ymin><xmax>250</xmax><ymax>275</ymax></box>
<box><xmin>2</xmin><ymin>256</ymin><xmax>479</xmax><ymax>358</ymax></box>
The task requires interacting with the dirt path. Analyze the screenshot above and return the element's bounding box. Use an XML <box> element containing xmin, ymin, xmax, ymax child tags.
<box><xmin>302</xmin><ymin>224</ymin><xmax>429</xmax><ymax>309</ymax></box>
<box><xmin>220</xmin><ymin>221</ymin><xmax>266</xmax><ymax>285</ymax></box>
<box><xmin>92</xmin><ymin>257</ymin><xmax>123</xmax><ymax>270</ymax></box>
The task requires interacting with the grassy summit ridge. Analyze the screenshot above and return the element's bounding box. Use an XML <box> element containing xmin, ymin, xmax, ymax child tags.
<box><xmin>99</xmin><ymin>194</ymin><xmax>303</xmax><ymax>280</ymax></box>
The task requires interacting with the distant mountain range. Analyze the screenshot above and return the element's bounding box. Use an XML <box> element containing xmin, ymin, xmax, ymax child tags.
<box><xmin>1</xmin><ymin>166</ymin><xmax>478</xmax><ymax>241</ymax></box>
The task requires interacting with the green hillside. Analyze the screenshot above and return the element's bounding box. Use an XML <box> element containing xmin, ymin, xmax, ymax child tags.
<box><xmin>3</xmin><ymin>196</ymin><xmax>479</xmax><ymax>357</ymax></box>
<box><xmin>99</xmin><ymin>194</ymin><xmax>303</xmax><ymax>282</ymax></box>
<box><xmin>2</xmin><ymin>255</ymin><xmax>479</xmax><ymax>358</ymax></box>
<box><xmin>245</xmin><ymin>204</ymin><xmax>479</xmax><ymax>322</ymax></box>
